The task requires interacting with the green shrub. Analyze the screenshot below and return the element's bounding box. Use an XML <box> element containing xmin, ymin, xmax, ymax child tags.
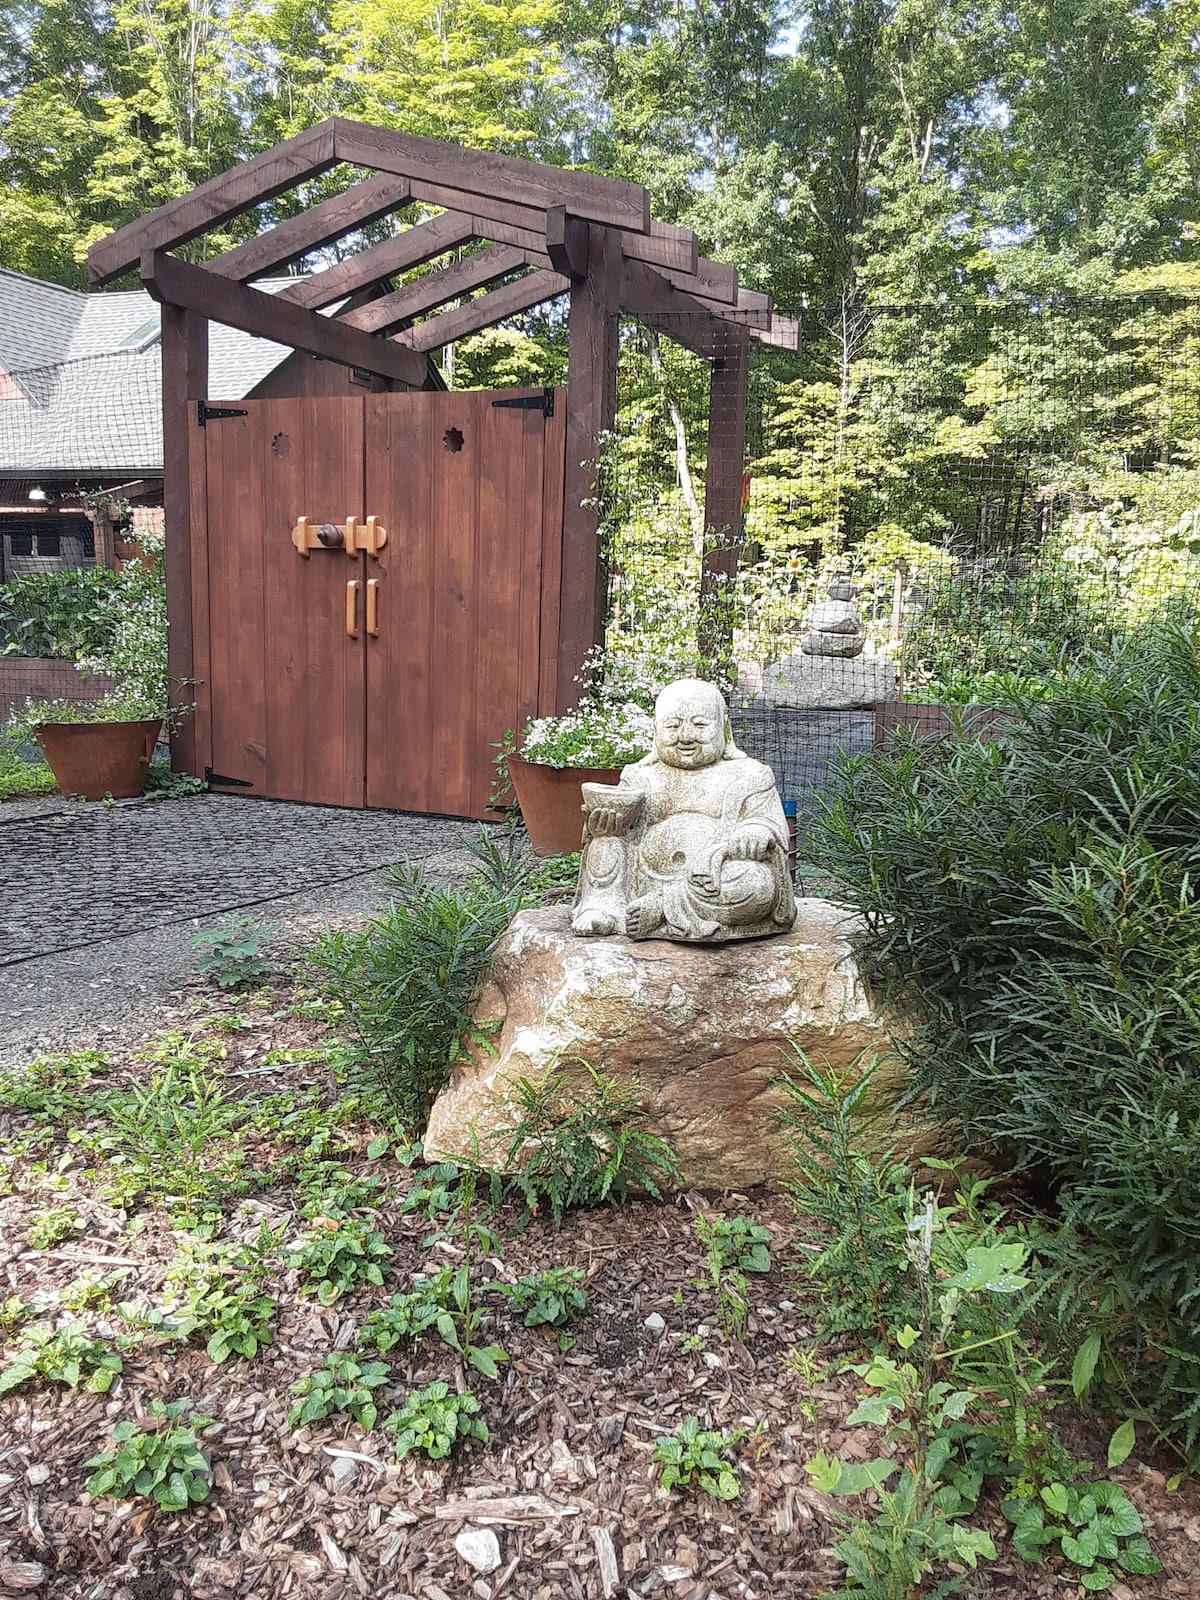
<box><xmin>308</xmin><ymin>858</ymin><xmax>525</xmax><ymax>1136</ymax></box>
<box><xmin>494</xmin><ymin>1065</ymin><xmax>682</xmax><ymax>1226</ymax></box>
<box><xmin>0</xmin><ymin>567</ymin><xmax>124</xmax><ymax>659</ymax></box>
<box><xmin>901</xmin><ymin>554</ymin><xmax>1115</xmax><ymax>704</ymax></box>
<box><xmin>807</xmin><ymin>613</ymin><xmax>1200</xmax><ymax>1451</ymax></box>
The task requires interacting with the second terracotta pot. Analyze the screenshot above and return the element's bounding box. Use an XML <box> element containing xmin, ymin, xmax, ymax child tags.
<box><xmin>35</xmin><ymin>718</ymin><xmax>162</xmax><ymax>801</ymax></box>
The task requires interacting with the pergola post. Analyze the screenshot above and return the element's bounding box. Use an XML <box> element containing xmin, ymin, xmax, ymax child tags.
<box><xmin>559</xmin><ymin>223</ymin><xmax>622</xmax><ymax>710</ymax></box>
<box><xmin>160</xmin><ymin>303</ymin><xmax>208</xmax><ymax>775</ymax></box>
<box><xmin>699</xmin><ymin>321</ymin><xmax>750</xmax><ymax>668</ymax></box>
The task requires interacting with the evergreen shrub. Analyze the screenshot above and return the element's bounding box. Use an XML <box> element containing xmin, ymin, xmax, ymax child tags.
<box><xmin>808</xmin><ymin>612</ymin><xmax>1200</xmax><ymax>1448</ymax></box>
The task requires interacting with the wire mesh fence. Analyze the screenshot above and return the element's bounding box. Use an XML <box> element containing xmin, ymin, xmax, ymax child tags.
<box><xmin>602</xmin><ymin>296</ymin><xmax>1200</xmax><ymax>818</ymax></box>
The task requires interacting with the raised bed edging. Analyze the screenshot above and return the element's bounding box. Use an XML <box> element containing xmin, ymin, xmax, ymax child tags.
<box><xmin>0</xmin><ymin>658</ymin><xmax>118</xmax><ymax>729</ymax></box>
<box><xmin>873</xmin><ymin>701</ymin><xmax>1010</xmax><ymax>745</ymax></box>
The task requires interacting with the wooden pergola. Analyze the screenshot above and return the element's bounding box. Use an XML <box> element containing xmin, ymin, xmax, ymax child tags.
<box><xmin>87</xmin><ymin>121</ymin><xmax>797</xmax><ymax>764</ymax></box>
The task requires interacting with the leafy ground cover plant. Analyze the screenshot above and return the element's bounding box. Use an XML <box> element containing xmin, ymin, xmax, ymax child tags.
<box><xmin>60</xmin><ymin>1272</ymin><xmax>127</xmax><ymax>1312</ymax></box>
<box><xmin>357</xmin><ymin>1272</ymin><xmax>453</xmax><ymax>1351</ymax></box>
<box><xmin>88</xmin><ymin>1047</ymin><xmax>250</xmax><ymax>1212</ymax></box>
<box><xmin>698</xmin><ymin>1215</ymin><xmax>772</xmax><ymax>1275</ymax></box>
<box><xmin>289</xmin><ymin>1352</ymin><xmax>390</xmax><ymax>1430</ymax></box>
<box><xmin>191</xmin><ymin>915</ymin><xmax>277</xmax><ymax>990</ymax></box>
<box><xmin>0</xmin><ymin>1296</ymin><xmax>30</xmax><ymax>1334</ymax></box>
<box><xmin>0</xmin><ymin>1321</ymin><xmax>123</xmax><ymax>1395</ymax></box>
<box><xmin>383</xmin><ymin>1381</ymin><xmax>488</xmax><ymax>1460</ymax></box>
<box><xmin>807</xmin><ymin>613</ymin><xmax>1200</xmax><ymax>1455</ymax></box>
<box><xmin>494</xmin><ymin>1267</ymin><xmax>590</xmax><ymax>1329</ymax></box>
<box><xmin>0</xmin><ymin>744</ymin><xmax>57</xmax><ymax>799</ymax></box>
<box><xmin>86</xmin><ymin>1399</ymin><xmax>213</xmax><ymax>1512</ymax></box>
<box><xmin>495</xmin><ymin>1065</ymin><xmax>682</xmax><ymax>1225</ymax></box>
<box><xmin>287</xmin><ymin>1214</ymin><xmax>391</xmax><ymax>1303</ymax></box>
<box><xmin>1003</xmin><ymin>1479</ymin><xmax>1160</xmax><ymax>1590</ymax></box>
<box><xmin>155</xmin><ymin>1231</ymin><xmax>281</xmax><ymax>1362</ymax></box>
<box><xmin>789</xmin><ymin>1071</ymin><xmax>1163</xmax><ymax>1596</ymax></box>
<box><xmin>27</xmin><ymin>1204</ymin><xmax>83</xmax><ymax>1248</ymax></box>
<box><xmin>694</xmin><ymin>1215</ymin><xmax>771</xmax><ymax>1339</ymax></box>
<box><xmin>652</xmin><ymin>1416</ymin><xmax>746</xmax><ymax>1501</ymax></box>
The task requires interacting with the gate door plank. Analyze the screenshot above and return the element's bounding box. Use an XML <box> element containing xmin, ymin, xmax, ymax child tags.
<box><xmin>205</xmin><ymin>397</ymin><xmax>366</xmax><ymax>806</ymax></box>
<box><xmin>365</xmin><ymin>390</ymin><xmax>562</xmax><ymax>818</ymax></box>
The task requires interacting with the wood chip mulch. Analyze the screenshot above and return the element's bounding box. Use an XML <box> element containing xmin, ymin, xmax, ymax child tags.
<box><xmin>1</xmin><ymin>986</ymin><xmax>1199</xmax><ymax>1600</ymax></box>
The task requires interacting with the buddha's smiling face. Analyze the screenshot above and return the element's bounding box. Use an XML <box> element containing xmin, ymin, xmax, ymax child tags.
<box><xmin>654</xmin><ymin>682</ymin><xmax>726</xmax><ymax>769</ymax></box>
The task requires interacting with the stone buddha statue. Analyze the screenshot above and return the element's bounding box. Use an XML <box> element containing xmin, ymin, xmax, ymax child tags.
<box><xmin>571</xmin><ymin>678</ymin><xmax>797</xmax><ymax>943</ymax></box>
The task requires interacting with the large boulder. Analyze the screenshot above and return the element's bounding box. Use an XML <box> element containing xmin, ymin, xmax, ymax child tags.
<box><xmin>424</xmin><ymin>903</ymin><xmax>946</xmax><ymax>1190</ymax></box>
<box><xmin>759</xmin><ymin>651</ymin><xmax>899</xmax><ymax>709</ymax></box>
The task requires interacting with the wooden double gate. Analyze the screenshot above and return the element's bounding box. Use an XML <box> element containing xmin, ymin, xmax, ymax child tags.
<box><xmin>193</xmin><ymin>388</ymin><xmax>566</xmax><ymax>819</ymax></box>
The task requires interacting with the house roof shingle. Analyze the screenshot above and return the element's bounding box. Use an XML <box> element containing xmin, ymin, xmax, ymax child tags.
<box><xmin>0</xmin><ymin>267</ymin><xmax>293</xmax><ymax>478</ymax></box>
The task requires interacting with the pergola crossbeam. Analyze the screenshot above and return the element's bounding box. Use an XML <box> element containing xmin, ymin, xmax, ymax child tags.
<box><xmin>141</xmin><ymin>250</ymin><xmax>428</xmax><ymax>386</ymax></box>
<box><xmin>619</xmin><ymin>260</ymin><xmax>727</xmax><ymax>357</ymax></box>
<box><xmin>89</xmin><ymin>122</ymin><xmax>339</xmax><ymax>285</ymax></box>
<box><xmin>208</xmin><ymin>174</ymin><xmax>412</xmax><ymax>282</ymax></box>
<box><xmin>277</xmin><ymin>213</ymin><xmax>478</xmax><ymax>310</ymax></box>
<box><xmin>394</xmin><ymin>271</ymin><xmax>570</xmax><ymax>353</ymax></box>
<box><xmin>341</xmin><ymin>244</ymin><xmax>534</xmax><ymax>335</ymax></box>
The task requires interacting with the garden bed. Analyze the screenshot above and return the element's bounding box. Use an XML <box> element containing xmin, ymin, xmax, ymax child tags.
<box><xmin>0</xmin><ymin>987</ymin><xmax>1196</xmax><ymax>1600</ymax></box>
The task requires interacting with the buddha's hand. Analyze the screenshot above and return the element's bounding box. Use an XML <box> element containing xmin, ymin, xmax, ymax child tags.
<box><xmin>584</xmin><ymin>805</ymin><xmax>629</xmax><ymax>836</ymax></box>
<box><xmin>581</xmin><ymin>787</ymin><xmax>643</xmax><ymax>836</ymax></box>
<box><xmin>724</xmin><ymin>827</ymin><xmax>773</xmax><ymax>862</ymax></box>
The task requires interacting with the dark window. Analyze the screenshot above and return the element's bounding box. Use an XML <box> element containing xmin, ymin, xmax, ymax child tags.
<box><xmin>37</xmin><ymin>528</ymin><xmax>60</xmax><ymax>557</ymax></box>
<box><xmin>9</xmin><ymin>530</ymin><xmax>32</xmax><ymax>556</ymax></box>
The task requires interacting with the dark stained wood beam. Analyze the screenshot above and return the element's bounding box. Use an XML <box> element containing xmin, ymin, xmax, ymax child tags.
<box><xmin>546</xmin><ymin>206</ymin><xmax>589</xmax><ymax>280</ymax></box>
<box><xmin>276</xmin><ymin>212</ymin><xmax>478</xmax><ymax>310</ymax></box>
<box><xmin>559</xmin><ymin>224</ymin><xmax>622</xmax><ymax>709</ymax></box>
<box><xmin>160</xmin><ymin>305</ymin><xmax>208</xmax><ymax>775</ymax></box>
<box><xmin>207</xmin><ymin>174</ymin><xmax>412</xmax><ymax>282</ymax></box>
<box><xmin>619</xmin><ymin>260</ymin><xmax>725</xmax><ymax>357</ymax></box>
<box><xmin>332</xmin><ymin>119</ymin><xmax>650</xmax><ymax>233</ymax></box>
<box><xmin>659</xmin><ymin>256</ymin><xmax>740</xmax><ymax>304</ymax></box>
<box><xmin>342</xmin><ymin>245</ymin><xmax>530</xmax><ymax>335</ymax></box>
<box><xmin>88</xmin><ymin>122</ymin><xmax>338</xmax><ymax>285</ymax></box>
<box><xmin>620</xmin><ymin>220</ymin><xmax>697</xmax><ymax>274</ymax></box>
<box><xmin>680</xmin><ymin>284</ymin><xmax>773</xmax><ymax>325</ymax></box>
<box><xmin>749</xmin><ymin>313</ymin><xmax>801</xmax><ymax>351</ymax></box>
<box><xmin>142</xmin><ymin>251</ymin><xmax>428</xmax><ymax>387</ymax></box>
<box><xmin>393</xmin><ymin>271</ymin><xmax>570</xmax><ymax>353</ymax></box>
<box><xmin>700</xmin><ymin>320</ymin><xmax>750</xmax><ymax>666</ymax></box>
<box><xmin>450</xmin><ymin>211</ymin><xmax>546</xmax><ymax>255</ymax></box>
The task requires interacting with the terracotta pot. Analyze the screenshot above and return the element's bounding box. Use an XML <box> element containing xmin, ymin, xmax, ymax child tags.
<box><xmin>507</xmin><ymin>755</ymin><xmax>622</xmax><ymax>856</ymax></box>
<box><xmin>35</xmin><ymin>719</ymin><xmax>162</xmax><ymax>801</ymax></box>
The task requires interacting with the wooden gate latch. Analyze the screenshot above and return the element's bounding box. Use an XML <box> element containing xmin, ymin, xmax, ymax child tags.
<box><xmin>291</xmin><ymin>515</ymin><xmax>388</xmax><ymax>558</ymax></box>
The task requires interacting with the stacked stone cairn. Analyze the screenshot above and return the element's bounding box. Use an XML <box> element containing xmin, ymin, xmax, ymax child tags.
<box><xmin>802</xmin><ymin>574</ymin><xmax>865</xmax><ymax>657</ymax></box>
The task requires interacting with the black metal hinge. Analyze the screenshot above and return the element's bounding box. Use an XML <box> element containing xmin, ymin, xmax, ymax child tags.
<box><xmin>491</xmin><ymin>387</ymin><xmax>554</xmax><ymax>418</ymax></box>
<box><xmin>197</xmin><ymin>402</ymin><xmax>249</xmax><ymax>427</ymax></box>
<box><xmin>205</xmin><ymin>768</ymin><xmax>254</xmax><ymax>789</ymax></box>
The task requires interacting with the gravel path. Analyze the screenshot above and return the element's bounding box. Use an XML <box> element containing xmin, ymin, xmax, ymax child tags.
<box><xmin>0</xmin><ymin>792</ymin><xmax>481</xmax><ymax>1069</ymax></box>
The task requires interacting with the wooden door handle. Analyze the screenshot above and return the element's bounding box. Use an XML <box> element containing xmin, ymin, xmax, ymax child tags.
<box><xmin>346</xmin><ymin>580</ymin><xmax>360</xmax><ymax>638</ymax></box>
<box><xmin>366</xmin><ymin>578</ymin><xmax>379</xmax><ymax>637</ymax></box>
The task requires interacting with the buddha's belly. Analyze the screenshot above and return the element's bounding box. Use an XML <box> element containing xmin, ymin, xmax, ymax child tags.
<box><xmin>640</xmin><ymin>813</ymin><xmax>721</xmax><ymax>876</ymax></box>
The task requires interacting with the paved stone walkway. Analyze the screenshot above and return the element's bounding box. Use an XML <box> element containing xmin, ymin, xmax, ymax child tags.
<box><xmin>0</xmin><ymin>793</ymin><xmax>480</xmax><ymax>1066</ymax></box>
